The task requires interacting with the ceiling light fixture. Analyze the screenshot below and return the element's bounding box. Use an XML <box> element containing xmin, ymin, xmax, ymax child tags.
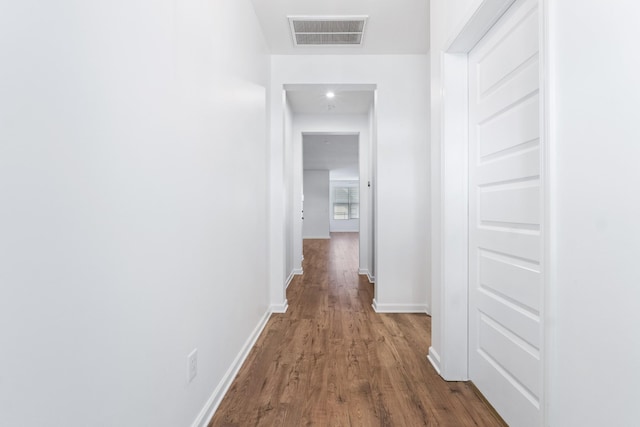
<box><xmin>326</xmin><ymin>91</ymin><xmax>335</xmax><ymax>99</ymax></box>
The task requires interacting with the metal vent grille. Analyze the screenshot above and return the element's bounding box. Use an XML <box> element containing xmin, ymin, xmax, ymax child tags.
<box><xmin>288</xmin><ymin>16</ymin><xmax>368</xmax><ymax>46</ymax></box>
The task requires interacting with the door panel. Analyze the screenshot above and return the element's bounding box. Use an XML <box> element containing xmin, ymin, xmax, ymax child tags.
<box><xmin>480</xmin><ymin>182</ymin><xmax>540</xmax><ymax>225</ymax></box>
<box><xmin>478</xmin><ymin>313</ymin><xmax>540</xmax><ymax>395</ymax></box>
<box><xmin>479</xmin><ymin>251</ymin><xmax>540</xmax><ymax>311</ymax></box>
<box><xmin>468</xmin><ymin>0</ymin><xmax>542</xmax><ymax>425</ymax></box>
<box><xmin>477</xmin><ymin>146</ymin><xmax>539</xmax><ymax>185</ymax></box>
<box><xmin>476</xmin><ymin>290</ymin><xmax>539</xmax><ymax>348</ymax></box>
<box><xmin>477</xmin><ymin>228</ymin><xmax>539</xmax><ymax>261</ymax></box>
<box><xmin>478</xmin><ymin>95</ymin><xmax>539</xmax><ymax>157</ymax></box>
<box><xmin>478</xmin><ymin>8</ymin><xmax>539</xmax><ymax>94</ymax></box>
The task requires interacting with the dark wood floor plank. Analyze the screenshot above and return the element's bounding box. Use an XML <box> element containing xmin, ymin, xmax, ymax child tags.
<box><xmin>210</xmin><ymin>233</ymin><xmax>505</xmax><ymax>427</ymax></box>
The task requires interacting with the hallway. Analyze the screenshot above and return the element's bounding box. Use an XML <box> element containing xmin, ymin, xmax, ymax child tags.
<box><xmin>210</xmin><ymin>233</ymin><xmax>504</xmax><ymax>426</ymax></box>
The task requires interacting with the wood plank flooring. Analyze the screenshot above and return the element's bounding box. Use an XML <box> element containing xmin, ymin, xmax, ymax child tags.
<box><xmin>209</xmin><ymin>233</ymin><xmax>506</xmax><ymax>426</ymax></box>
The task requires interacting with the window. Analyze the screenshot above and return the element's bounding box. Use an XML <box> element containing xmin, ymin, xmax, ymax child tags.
<box><xmin>333</xmin><ymin>187</ymin><xmax>359</xmax><ymax>220</ymax></box>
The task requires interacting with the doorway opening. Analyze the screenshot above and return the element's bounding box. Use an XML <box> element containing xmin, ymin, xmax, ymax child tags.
<box><xmin>282</xmin><ymin>84</ymin><xmax>376</xmax><ymax>299</ymax></box>
<box><xmin>302</xmin><ymin>132</ymin><xmax>360</xmax><ymax>266</ymax></box>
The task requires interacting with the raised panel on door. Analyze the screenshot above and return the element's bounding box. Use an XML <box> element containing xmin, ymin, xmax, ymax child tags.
<box><xmin>468</xmin><ymin>0</ymin><xmax>543</xmax><ymax>425</ymax></box>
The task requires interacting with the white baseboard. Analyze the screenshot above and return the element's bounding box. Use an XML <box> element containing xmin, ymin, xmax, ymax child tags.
<box><xmin>371</xmin><ymin>299</ymin><xmax>429</xmax><ymax>314</ymax></box>
<box><xmin>270</xmin><ymin>300</ymin><xmax>289</xmax><ymax>313</ymax></box>
<box><xmin>286</xmin><ymin>269</ymin><xmax>303</xmax><ymax>289</ymax></box>
<box><xmin>358</xmin><ymin>269</ymin><xmax>375</xmax><ymax>284</ymax></box>
<box><xmin>427</xmin><ymin>346</ymin><xmax>441</xmax><ymax>375</ymax></box>
<box><xmin>302</xmin><ymin>236</ymin><xmax>330</xmax><ymax>239</ymax></box>
<box><xmin>285</xmin><ymin>272</ymin><xmax>294</xmax><ymax>289</ymax></box>
<box><xmin>192</xmin><ymin>309</ymin><xmax>272</xmax><ymax>427</ymax></box>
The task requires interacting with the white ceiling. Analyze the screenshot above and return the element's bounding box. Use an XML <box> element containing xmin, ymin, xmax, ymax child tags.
<box><xmin>287</xmin><ymin>86</ymin><xmax>374</xmax><ymax>114</ymax></box>
<box><xmin>303</xmin><ymin>134</ymin><xmax>359</xmax><ymax>180</ymax></box>
<box><xmin>250</xmin><ymin>0</ymin><xmax>429</xmax><ymax>55</ymax></box>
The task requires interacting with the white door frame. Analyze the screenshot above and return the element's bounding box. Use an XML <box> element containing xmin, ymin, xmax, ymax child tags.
<box><xmin>299</xmin><ymin>130</ymin><xmax>362</xmax><ymax>252</ymax></box>
<box><xmin>285</xmin><ymin>84</ymin><xmax>377</xmax><ymax>289</ymax></box>
<box><xmin>431</xmin><ymin>0</ymin><xmax>548</xmax><ymax>422</ymax></box>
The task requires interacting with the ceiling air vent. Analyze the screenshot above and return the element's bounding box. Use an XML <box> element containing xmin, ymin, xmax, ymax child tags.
<box><xmin>288</xmin><ymin>16</ymin><xmax>368</xmax><ymax>46</ymax></box>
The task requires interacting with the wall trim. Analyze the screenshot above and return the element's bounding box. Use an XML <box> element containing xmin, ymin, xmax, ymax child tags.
<box><xmin>302</xmin><ymin>236</ymin><xmax>330</xmax><ymax>239</ymax></box>
<box><xmin>192</xmin><ymin>309</ymin><xmax>272</xmax><ymax>427</ymax></box>
<box><xmin>446</xmin><ymin>0</ymin><xmax>517</xmax><ymax>52</ymax></box>
<box><xmin>358</xmin><ymin>269</ymin><xmax>375</xmax><ymax>283</ymax></box>
<box><xmin>285</xmin><ymin>272</ymin><xmax>294</xmax><ymax>289</ymax></box>
<box><xmin>270</xmin><ymin>300</ymin><xmax>289</xmax><ymax>314</ymax></box>
<box><xmin>371</xmin><ymin>299</ymin><xmax>429</xmax><ymax>314</ymax></box>
<box><xmin>432</xmin><ymin>0</ymin><xmax>520</xmax><ymax>384</ymax></box>
<box><xmin>285</xmin><ymin>269</ymin><xmax>303</xmax><ymax>289</ymax></box>
<box><xmin>427</xmin><ymin>346</ymin><xmax>442</xmax><ymax>375</ymax></box>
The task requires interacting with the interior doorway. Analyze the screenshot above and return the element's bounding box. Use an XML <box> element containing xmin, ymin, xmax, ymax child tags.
<box><xmin>302</xmin><ymin>132</ymin><xmax>360</xmax><ymax>265</ymax></box>
<box><xmin>282</xmin><ymin>84</ymin><xmax>376</xmax><ymax>292</ymax></box>
<box><xmin>303</xmin><ymin>133</ymin><xmax>359</xmax><ymax>234</ymax></box>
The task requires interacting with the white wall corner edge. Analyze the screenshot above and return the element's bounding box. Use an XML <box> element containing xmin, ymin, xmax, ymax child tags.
<box><xmin>192</xmin><ymin>308</ymin><xmax>272</xmax><ymax>427</ymax></box>
<box><xmin>371</xmin><ymin>300</ymin><xmax>429</xmax><ymax>314</ymax></box>
<box><xmin>427</xmin><ymin>346</ymin><xmax>441</xmax><ymax>375</ymax></box>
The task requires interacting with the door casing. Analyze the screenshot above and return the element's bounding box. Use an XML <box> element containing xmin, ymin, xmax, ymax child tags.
<box><xmin>429</xmin><ymin>0</ymin><xmax>550</xmax><ymax>424</ymax></box>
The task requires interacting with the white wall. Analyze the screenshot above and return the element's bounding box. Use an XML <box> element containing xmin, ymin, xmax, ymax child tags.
<box><xmin>0</xmin><ymin>1</ymin><xmax>270</xmax><ymax>426</ymax></box>
<box><xmin>547</xmin><ymin>1</ymin><xmax>640</xmax><ymax>425</ymax></box>
<box><xmin>272</xmin><ymin>56</ymin><xmax>430</xmax><ymax>313</ymax></box>
<box><xmin>303</xmin><ymin>170</ymin><xmax>331</xmax><ymax>238</ymax></box>
<box><xmin>330</xmin><ymin>180</ymin><xmax>360</xmax><ymax>233</ymax></box>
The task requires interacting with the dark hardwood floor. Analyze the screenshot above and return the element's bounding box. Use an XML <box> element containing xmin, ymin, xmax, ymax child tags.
<box><xmin>209</xmin><ymin>232</ymin><xmax>505</xmax><ymax>426</ymax></box>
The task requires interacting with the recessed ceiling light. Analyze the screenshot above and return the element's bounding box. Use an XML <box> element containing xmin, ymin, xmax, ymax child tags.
<box><xmin>326</xmin><ymin>91</ymin><xmax>335</xmax><ymax>99</ymax></box>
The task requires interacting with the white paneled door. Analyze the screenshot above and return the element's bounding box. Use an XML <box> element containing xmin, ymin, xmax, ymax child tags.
<box><xmin>468</xmin><ymin>0</ymin><xmax>542</xmax><ymax>425</ymax></box>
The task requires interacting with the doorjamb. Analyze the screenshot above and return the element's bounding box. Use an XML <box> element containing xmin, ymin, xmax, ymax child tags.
<box><xmin>289</xmin><ymin>102</ymin><xmax>374</xmax><ymax>284</ymax></box>
<box><xmin>428</xmin><ymin>0</ymin><xmax>519</xmax><ymax>380</ymax></box>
